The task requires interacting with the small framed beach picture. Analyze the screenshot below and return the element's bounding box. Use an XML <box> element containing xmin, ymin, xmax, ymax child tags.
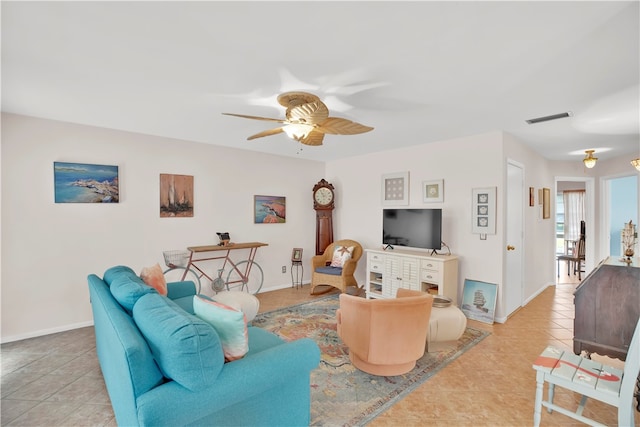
<box><xmin>461</xmin><ymin>279</ymin><xmax>498</xmax><ymax>324</ymax></box>
<box><xmin>254</xmin><ymin>195</ymin><xmax>286</xmax><ymax>223</ymax></box>
<box><xmin>291</xmin><ymin>248</ymin><xmax>303</xmax><ymax>262</ymax></box>
<box><xmin>422</xmin><ymin>179</ymin><xmax>444</xmax><ymax>203</ymax></box>
<box><xmin>54</xmin><ymin>161</ymin><xmax>119</xmax><ymax>203</ymax></box>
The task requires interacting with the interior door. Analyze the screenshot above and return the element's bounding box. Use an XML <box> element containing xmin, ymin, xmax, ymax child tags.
<box><xmin>505</xmin><ymin>160</ymin><xmax>524</xmax><ymax>317</ymax></box>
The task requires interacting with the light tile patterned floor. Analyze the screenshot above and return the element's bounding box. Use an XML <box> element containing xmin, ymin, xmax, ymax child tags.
<box><xmin>1</xmin><ymin>261</ymin><xmax>637</xmax><ymax>426</ymax></box>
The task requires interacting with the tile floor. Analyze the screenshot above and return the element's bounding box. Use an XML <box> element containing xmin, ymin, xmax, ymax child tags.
<box><xmin>2</xmin><ymin>260</ymin><xmax>637</xmax><ymax>426</ymax></box>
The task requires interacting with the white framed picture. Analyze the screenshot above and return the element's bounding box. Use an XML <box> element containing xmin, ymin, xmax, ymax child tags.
<box><xmin>381</xmin><ymin>172</ymin><xmax>409</xmax><ymax>206</ymax></box>
<box><xmin>472</xmin><ymin>187</ymin><xmax>496</xmax><ymax>234</ymax></box>
<box><xmin>422</xmin><ymin>179</ymin><xmax>443</xmax><ymax>203</ymax></box>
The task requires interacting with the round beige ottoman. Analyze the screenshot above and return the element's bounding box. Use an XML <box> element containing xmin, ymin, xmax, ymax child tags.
<box><xmin>427</xmin><ymin>304</ymin><xmax>467</xmax><ymax>352</ymax></box>
<box><xmin>211</xmin><ymin>291</ymin><xmax>260</xmax><ymax>322</ymax></box>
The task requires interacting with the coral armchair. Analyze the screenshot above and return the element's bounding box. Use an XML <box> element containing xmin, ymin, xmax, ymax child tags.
<box><xmin>337</xmin><ymin>289</ymin><xmax>434</xmax><ymax>376</ymax></box>
<box><xmin>310</xmin><ymin>239</ymin><xmax>363</xmax><ymax>295</ymax></box>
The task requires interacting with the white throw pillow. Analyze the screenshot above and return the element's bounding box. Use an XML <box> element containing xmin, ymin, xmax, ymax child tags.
<box><xmin>193</xmin><ymin>296</ymin><xmax>248</xmax><ymax>361</ymax></box>
<box><xmin>330</xmin><ymin>245</ymin><xmax>355</xmax><ymax>268</ymax></box>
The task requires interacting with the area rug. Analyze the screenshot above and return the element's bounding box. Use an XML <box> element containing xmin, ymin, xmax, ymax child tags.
<box><xmin>252</xmin><ymin>294</ymin><xmax>490</xmax><ymax>426</ymax></box>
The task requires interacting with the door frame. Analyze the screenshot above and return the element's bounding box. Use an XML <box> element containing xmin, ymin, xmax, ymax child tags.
<box><xmin>599</xmin><ymin>172</ymin><xmax>639</xmax><ymax>260</ymax></box>
<box><xmin>554</xmin><ymin>176</ymin><xmax>595</xmax><ymax>275</ymax></box>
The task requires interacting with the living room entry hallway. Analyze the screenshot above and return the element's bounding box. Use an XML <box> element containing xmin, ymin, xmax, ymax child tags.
<box><xmin>2</xmin><ymin>279</ymin><xmax>635</xmax><ymax>426</ymax></box>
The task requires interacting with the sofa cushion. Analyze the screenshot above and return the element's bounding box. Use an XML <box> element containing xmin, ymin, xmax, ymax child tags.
<box><xmin>110</xmin><ymin>274</ymin><xmax>157</xmax><ymax>312</ymax></box>
<box><xmin>330</xmin><ymin>245</ymin><xmax>354</xmax><ymax>267</ymax></box>
<box><xmin>139</xmin><ymin>263</ymin><xmax>168</xmax><ymax>296</ymax></box>
<box><xmin>133</xmin><ymin>293</ymin><xmax>224</xmax><ymax>391</ymax></box>
<box><xmin>103</xmin><ymin>265</ymin><xmax>136</xmax><ymax>286</ymax></box>
<box><xmin>193</xmin><ymin>295</ymin><xmax>248</xmax><ymax>361</ymax></box>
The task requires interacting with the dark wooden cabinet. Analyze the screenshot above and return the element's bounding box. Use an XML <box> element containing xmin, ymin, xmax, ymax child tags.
<box><xmin>573</xmin><ymin>257</ymin><xmax>640</xmax><ymax>361</ymax></box>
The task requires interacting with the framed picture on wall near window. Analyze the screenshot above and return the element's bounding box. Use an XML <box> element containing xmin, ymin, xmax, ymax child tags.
<box><xmin>542</xmin><ymin>188</ymin><xmax>551</xmax><ymax>219</ymax></box>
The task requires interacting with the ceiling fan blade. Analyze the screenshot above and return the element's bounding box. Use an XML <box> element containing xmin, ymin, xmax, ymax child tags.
<box><xmin>222</xmin><ymin>113</ymin><xmax>286</xmax><ymax>123</ymax></box>
<box><xmin>287</xmin><ymin>100</ymin><xmax>330</xmax><ymax>125</ymax></box>
<box><xmin>316</xmin><ymin>117</ymin><xmax>374</xmax><ymax>135</ymax></box>
<box><xmin>247</xmin><ymin>127</ymin><xmax>285</xmax><ymax>140</ymax></box>
<box><xmin>299</xmin><ymin>131</ymin><xmax>325</xmax><ymax>146</ymax></box>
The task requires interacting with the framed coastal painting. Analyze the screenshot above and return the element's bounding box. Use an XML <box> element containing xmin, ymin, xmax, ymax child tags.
<box><xmin>254</xmin><ymin>195</ymin><xmax>286</xmax><ymax>223</ymax></box>
<box><xmin>54</xmin><ymin>161</ymin><xmax>119</xmax><ymax>203</ymax></box>
<box><xmin>461</xmin><ymin>279</ymin><xmax>498</xmax><ymax>324</ymax></box>
<box><xmin>160</xmin><ymin>174</ymin><xmax>194</xmax><ymax>217</ymax></box>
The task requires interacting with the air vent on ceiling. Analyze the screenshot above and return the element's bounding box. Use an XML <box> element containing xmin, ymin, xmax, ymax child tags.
<box><xmin>526</xmin><ymin>111</ymin><xmax>573</xmax><ymax>124</ymax></box>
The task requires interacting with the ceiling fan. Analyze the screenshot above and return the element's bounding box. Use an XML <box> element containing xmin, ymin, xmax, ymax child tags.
<box><xmin>223</xmin><ymin>91</ymin><xmax>374</xmax><ymax>146</ymax></box>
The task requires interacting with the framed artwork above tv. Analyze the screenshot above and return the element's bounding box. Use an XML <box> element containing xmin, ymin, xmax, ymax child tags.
<box><xmin>381</xmin><ymin>172</ymin><xmax>409</xmax><ymax>206</ymax></box>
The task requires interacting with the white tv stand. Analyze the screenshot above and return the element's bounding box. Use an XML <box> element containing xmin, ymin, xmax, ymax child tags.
<box><xmin>365</xmin><ymin>248</ymin><xmax>459</xmax><ymax>303</ymax></box>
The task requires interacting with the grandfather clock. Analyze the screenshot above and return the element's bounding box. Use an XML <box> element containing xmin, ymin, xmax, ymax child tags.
<box><xmin>312</xmin><ymin>179</ymin><xmax>335</xmax><ymax>255</ymax></box>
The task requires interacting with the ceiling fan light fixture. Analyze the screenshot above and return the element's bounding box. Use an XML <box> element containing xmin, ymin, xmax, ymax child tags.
<box><xmin>283</xmin><ymin>123</ymin><xmax>313</xmax><ymax>141</ymax></box>
<box><xmin>631</xmin><ymin>158</ymin><xmax>640</xmax><ymax>171</ymax></box>
<box><xmin>583</xmin><ymin>150</ymin><xmax>598</xmax><ymax>168</ymax></box>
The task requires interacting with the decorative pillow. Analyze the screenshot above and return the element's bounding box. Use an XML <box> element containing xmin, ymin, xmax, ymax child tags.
<box><xmin>330</xmin><ymin>245</ymin><xmax>355</xmax><ymax>268</ymax></box>
<box><xmin>193</xmin><ymin>295</ymin><xmax>248</xmax><ymax>362</ymax></box>
<box><xmin>133</xmin><ymin>293</ymin><xmax>224</xmax><ymax>391</ymax></box>
<box><xmin>140</xmin><ymin>263</ymin><xmax>168</xmax><ymax>296</ymax></box>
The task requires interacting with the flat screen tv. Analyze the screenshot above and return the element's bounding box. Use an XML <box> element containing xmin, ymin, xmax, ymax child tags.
<box><xmin>382</xmin><ymin>208</ymin><xmax>442</xmax><ymax>251</ymax></box>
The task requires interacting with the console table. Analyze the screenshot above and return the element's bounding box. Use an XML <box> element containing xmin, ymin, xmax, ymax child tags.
<box><xmin>365</xmin><ymin>248</ymin><xmax>459</xmax><ymax>303</ymax></box>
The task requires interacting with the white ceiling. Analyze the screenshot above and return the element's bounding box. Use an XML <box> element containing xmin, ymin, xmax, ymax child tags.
<box><xmin>2</xmin><ymin>1</ymin><xmax>639</xmax><ymax>163</ymax></box>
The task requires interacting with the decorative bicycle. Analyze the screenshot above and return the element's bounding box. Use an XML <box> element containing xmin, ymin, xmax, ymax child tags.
<box><xmin>162</xmin><ymin>250</ymin><xmax>203</xmax><ymax>293</ymax></box>
<box><xmin>185</xmin><ymin>242</ymin><xmax>267</xmax><ymax>295</ymax></box>
<box><xmin>205</xmin><ymin>258</ymin><xmax>264</xmax><ymax>295</ymax></box>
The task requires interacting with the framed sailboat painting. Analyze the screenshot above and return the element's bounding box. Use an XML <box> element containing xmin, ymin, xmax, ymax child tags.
<box><xmin>461</xmin><ymin>279</ymin><xmax>498</xmax><ymax>324</ymax></box>
<box><xmin>160</xmin><ymin>174</ymin><xmax>194</xmax><ymax>217</ymax></box>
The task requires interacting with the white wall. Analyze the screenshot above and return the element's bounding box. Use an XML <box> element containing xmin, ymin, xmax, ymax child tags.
<box><xmin>327</xmin><ymin>131</ymin><xmax>511</xmax><ymax>316</ymax></box>
<box><xmin>3</xmin><ymin>113</ymin><xmax>632</xmax><ymax>341</ymax></box>
<box><xmin>1</xmin><ymin>113</ymin><xmax>324</xmax><ymax>341</ymax></box>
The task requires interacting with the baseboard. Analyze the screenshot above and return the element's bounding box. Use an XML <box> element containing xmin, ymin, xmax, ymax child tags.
<box><xmin>1</xmin><ymin>320</ymin><xmax>94</xmax><ymax>344</ymax></box>
<box><xmin>524</xmin><ymin>282</ymin><xmax>555</xmax><ymax>306</ymax></box>
<box><xmin>259</xmin><ymin>281</ymin><xmax>311</xmax><ymax>293</ymax></box>
<box><xmin>495</xmin><ymin>282</ymin><xmax>555</xmax><ymax>324</ymax></box>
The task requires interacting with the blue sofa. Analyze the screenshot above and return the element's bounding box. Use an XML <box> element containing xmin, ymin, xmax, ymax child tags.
<box><xmin>88</xmin><ymin>266</ymin><xmax>320</xmax><ymax>426</ymax></box>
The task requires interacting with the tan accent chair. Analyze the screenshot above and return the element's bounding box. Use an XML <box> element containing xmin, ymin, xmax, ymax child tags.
<box><xmin>310</xmin><ymin>239</ymin><xmax>363</xmax><ymax>295</ymax></box>
<box><xmin>336</xmin><ymin>289</ymin><xmax>434</xmax><ymax>376</ymax></box>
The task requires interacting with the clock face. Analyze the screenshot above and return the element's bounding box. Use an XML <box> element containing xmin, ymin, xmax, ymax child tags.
<box><xmin>314</xmin><ymin>187</ymin><xmax>333</xmax><ymax>205</ymax></box>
